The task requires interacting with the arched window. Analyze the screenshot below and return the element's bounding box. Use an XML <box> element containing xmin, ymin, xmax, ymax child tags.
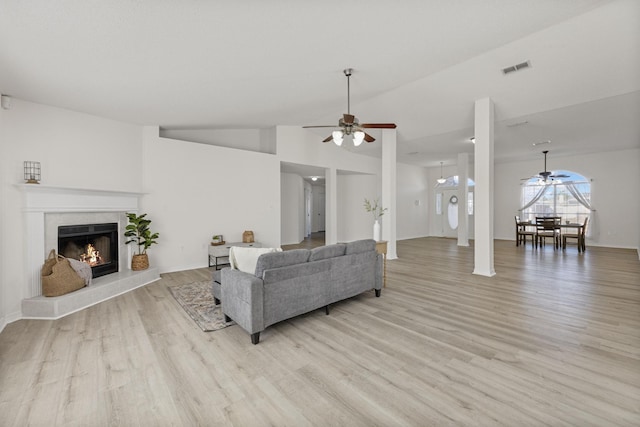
<box><xmin>520</xmin><ymin>170</ymin><xmax>591</xmax><ymax>223</ymax></box>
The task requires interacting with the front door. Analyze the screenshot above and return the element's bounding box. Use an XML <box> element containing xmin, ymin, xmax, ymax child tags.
<box><xmin>443</xmin><ymin>189</ymin><xmax>458</xmax><ymax>238</ymax></box>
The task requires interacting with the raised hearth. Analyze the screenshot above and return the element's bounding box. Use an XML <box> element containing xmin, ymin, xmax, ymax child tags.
<box><xmin>22</xmin><ymin>268</ymin><xmax>159</xmax><ymax>319</ymax></box>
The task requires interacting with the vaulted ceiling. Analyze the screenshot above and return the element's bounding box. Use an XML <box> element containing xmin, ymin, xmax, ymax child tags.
<box><xmin>1</xmin><ymin>0</ymin><xmax>638</xmax><ymax>167</ymax></box>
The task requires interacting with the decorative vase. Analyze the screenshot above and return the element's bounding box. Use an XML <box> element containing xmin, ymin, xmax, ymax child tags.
<box><xmin>373</xmin><ymin>220</ymin><xmax>381</xmax><ymax>242</ymax></box>
<box><xmin>131</xmin><ymin>253</ymin><xmax>149</xmax><ymax>271</ymax></box>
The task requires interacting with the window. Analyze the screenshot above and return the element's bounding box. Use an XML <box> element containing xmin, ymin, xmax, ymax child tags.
<box><xmin>520</xmin><ymin>170</ymin><xmax>591</xmax><ymax>224</ymax></box>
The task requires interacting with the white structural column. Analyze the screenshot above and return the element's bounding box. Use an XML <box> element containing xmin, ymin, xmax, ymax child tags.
<box><xmin>325</xmin><ymin>167</ymin><xmax>338</xmax><ymax>245</ymax></box>
<box><xmin>381</xmin><ymin>128</ymin><xmax>397</xmax><ymax>259</ymax></box>
<box><xmin>457</xmin><ymin>152</ymin><xmax>470</xmax><ymax>247</ymax></box>
<box><xmin>473</xmin><ymin>98</ymin><xmax>496</xmax><ymax>276</ymax></box>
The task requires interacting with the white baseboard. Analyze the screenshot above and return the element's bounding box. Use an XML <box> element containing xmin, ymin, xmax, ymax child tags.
<box><xmin>0</xmin><ymin>310</ymin><xmax>23</xmax><ymax>334</ymax></box>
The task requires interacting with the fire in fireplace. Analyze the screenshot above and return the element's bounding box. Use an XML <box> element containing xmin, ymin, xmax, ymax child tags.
<box><xmin>58</xmin><ymin>223</ymin><xmax>118</xmax><ymax>278</ymax></box>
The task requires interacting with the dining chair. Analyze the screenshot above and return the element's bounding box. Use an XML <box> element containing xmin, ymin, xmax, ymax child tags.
<box><xmin>535</xmin><ymin>216</ymin><xmax>561</xmax><ymax>249</ymax></box>
<box><xmin>563</xmin><ymin>217</ymin><xmax>588</xmax><ymax>252</ymax></box>
<box><xmin>515</xmin><ymin>215</ymin><xmax>535</xmax><ymax>247</ymax></box>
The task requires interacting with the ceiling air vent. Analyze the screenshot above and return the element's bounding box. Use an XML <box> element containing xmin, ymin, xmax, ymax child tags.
<box><xmin>502</xmin><ymin>60</ymin><xmax>531</xmax><ymax>75</ymax></box>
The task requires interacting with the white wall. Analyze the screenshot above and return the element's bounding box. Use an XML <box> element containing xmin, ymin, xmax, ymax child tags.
<box><xmin>277</xmin><ymin>126</ymin><xmax>382</xmax><ymax>174</ymax></box>
<box><xmin>141</xmin><ymin>130</ymin><xmax>281</xmax><ymax>273</ymax></box>
<box><xmin>159</xmin><ymin>128</ymin><xmax>276</xmax><ymax>154</ymax></box>
<box><xmin>397</xmin><ymin>163</ymin><xmax>430</xmax><ymax>240</ymax></box>
<box><xmin>495</xmin><ymin>148</ymin><xmax>640</xmax><ymax>248</ymax></box>
<box><xmin>281</xmin><ymin>172</ymin><xmax>305</xmax><ymax>245</ymax></box>
<box><xmin>0</xmin><ymin>99</ymin><xmax>143</xmax><ymax>328</ymax></box>
<box><xmin>337</xmin><ymin>174</ymin><xmax>379</xmax><ymax>242</ymax></box>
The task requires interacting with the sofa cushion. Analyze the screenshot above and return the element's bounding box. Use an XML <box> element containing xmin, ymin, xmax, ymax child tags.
<box><xmin>230</xmin><ymin>247</ymin><xmax>282</xmax><ymax>275</ymax></box>
<box><xmin>309</xmin><ymin>243</ymin><xmax>346</xmax><ymax>261</ymax></box>
<box><xmin>255</xmin><ymin>249</ymin><xmax>310</xmax><ymax>279</ymax></box>
<box><xmin>345</xmin><ymin>239</ymin><xmax>376</xmax><ymax>255</ymax></box>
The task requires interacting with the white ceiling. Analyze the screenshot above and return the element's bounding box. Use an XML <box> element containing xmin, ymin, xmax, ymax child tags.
<box><xmin>1</xmin><ymin>0</ymin><xmax>639</xmax><ymax>169</ymax></box>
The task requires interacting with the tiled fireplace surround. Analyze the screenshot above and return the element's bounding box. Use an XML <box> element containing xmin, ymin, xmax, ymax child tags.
<box><xmin>19</xmin><ymin>185</ymin><xmax>160</xmax><ymax>319</ymax></box>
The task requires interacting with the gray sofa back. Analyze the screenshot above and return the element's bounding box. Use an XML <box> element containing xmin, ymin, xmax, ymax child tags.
<box><xmin>220</xmin><ymin>239</ymin><xmax>382</xmax><ymax>343</ymax></box>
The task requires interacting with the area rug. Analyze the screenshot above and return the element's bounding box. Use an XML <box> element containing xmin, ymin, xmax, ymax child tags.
<box><xmin>168</xmin><ymin>280</ymin><xmax>234</xmax><ymax>332</ymax></box>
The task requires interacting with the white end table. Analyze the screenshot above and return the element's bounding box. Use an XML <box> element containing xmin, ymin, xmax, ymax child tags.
<box><xmin>208</xmin><ymin>241</ymin><xmax>262</xmax><ymax>269</ymax></box>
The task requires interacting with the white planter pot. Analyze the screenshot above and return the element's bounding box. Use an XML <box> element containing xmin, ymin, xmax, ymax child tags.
<box><xmin>373</xmin><ymin>220</ymin><xmax>381</xmax><ymax>241</ymax></box>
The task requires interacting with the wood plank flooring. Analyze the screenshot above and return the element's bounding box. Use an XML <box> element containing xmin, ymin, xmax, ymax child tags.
<box><xmin>1</xmin><ymin>238</ymin><xmax>639</xmax><ymax>426</ymax></box>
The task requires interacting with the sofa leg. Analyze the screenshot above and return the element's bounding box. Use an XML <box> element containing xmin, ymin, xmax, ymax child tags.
<box><xmin>224</xmin><ymin>314</ymin><xmax>232</xmax><ymax>323</ymax></box>
<box><xmin>325</xmin><ymin>305</ymin><xmax>330</xmax><ymax>315</ymax></box>
<box><xmin>214</xmin><ymin>297</ymin><xmax>220</xmax><ymax>306</ymax></box>
<box><xmin>375</xmin><ymin>289</ymin><xmax>381</xmax><ymax>297</ymax></box>
<box><xmin>251</xmin><ymin>332</ymin><xmax>260</xmax><ymax>345</ymax></box>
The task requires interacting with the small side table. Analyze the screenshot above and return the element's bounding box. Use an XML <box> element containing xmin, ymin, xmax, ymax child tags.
<box><xmin>208</xmin><ymin>241</ymin><xmax>262</xmax><ymax>269</ymax></box>
<box><xmin>375</xmin><ymin>240</ymin><xmax>388</xmax><ymax>288</ymax></box>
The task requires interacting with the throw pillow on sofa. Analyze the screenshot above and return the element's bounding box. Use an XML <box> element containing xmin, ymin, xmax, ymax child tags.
<box><xmin>229</xmin><ymin>246</ymin><xmax>282</xmax><ymax>275</ymax></box>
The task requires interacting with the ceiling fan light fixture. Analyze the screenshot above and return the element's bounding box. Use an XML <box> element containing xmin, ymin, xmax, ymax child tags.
<box><xmin>353</xmin><ymin>131</ymin><xmax>365</xmax><ymax>146</ymax></box>
<box><xmin>436</xmin><ymin>161</ymin><xmax>446</xmax><ymax>184</ymax></box>
<box><xmin>302</xmin><ymin>69</ymin><xmax>394</xmax><ymax>146</ymax></box>
<box><xmin>332</xmin><ymin>130</ymin><xmax>344</xmax><ymax>146</ymax></box>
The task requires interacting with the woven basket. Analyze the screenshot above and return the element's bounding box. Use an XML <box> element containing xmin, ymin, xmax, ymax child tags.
<box><xmin>131</xmin><ymin>253</ymin><xmax>149</xmax><ymax>271</ymax></box>
<box><xmin>242</xmin><ymin>230</ymin><xmax>254</xmax><ymax>243</ymax></box>
<box><xmin>41</xmin><ymin>249</ymin><xmax>86</xmax><ymax>297</ymax></box>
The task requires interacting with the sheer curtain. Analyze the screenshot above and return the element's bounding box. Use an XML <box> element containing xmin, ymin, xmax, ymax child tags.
<box><xmin>519</xmin><ymin>184</ymin><xmax>550</xmax><ymax>212</ymax></box>
<box><xmin>565</xmin><ymin>183</ymin><xmax>592</xmax><ymax>209</ymax></box>
<box><xmin>565</xmin><ymin>182</ymin><xmax>595</xmax><ymax>237</ymax></box>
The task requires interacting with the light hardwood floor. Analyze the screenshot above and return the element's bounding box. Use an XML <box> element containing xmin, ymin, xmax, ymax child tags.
<box><xmin>1</xmin><ymin>238</ymin><xmax>639</xmax><ymax>426</ymax></box>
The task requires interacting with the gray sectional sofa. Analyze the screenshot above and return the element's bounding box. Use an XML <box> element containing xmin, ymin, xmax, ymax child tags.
<box><xmin>211</xmin><ymin>239</ymin><xmax>383</xmax><ymax>344</ymax></box>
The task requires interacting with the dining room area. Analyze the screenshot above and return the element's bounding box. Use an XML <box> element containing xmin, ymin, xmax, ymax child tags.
<box><xmin>515</xmin><ymin>215</ymin><xmax>589</xmax><ymax>252</ymax></box>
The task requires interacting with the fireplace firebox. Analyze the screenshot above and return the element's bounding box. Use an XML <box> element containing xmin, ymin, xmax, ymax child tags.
<box><xmin>58</xmin><ymin>223</ymin><xmax>118</xmax><ymax>278</ymax></box>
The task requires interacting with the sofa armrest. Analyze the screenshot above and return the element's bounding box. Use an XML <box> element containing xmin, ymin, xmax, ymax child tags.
<box><xmin>221</xmin><ymin>268</ymin><xmax>265</xmax><ymax>335</ymax></box>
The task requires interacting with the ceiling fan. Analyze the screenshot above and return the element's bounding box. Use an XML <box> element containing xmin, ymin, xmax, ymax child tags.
<box><xmin>303</xmin><ymin>68</ymin><xmax>396</xmax><ymax>146</ymax></box>
<box><xmin>523</xmin><ymin>150</ymin><xmax>570</xmax><ymax>182</ymax></box>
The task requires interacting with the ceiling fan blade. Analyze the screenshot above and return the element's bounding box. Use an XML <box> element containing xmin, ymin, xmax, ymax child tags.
<box><xmin>343</xmin><ymin>114</ymin><xmax>355</xmax><ymax>125</ymax></box>
<box><xmin>522</xmin><ymin>175</ymin><xmax>543</xmax><ymax>180</ymax></box>
<box><xmin>364</xmin><ymin>132</ymin><xmax>375</xmax><ymax>143</ymax></box>
<box><xmin>322</xmin><ymin>135</ymin><xmax>333</xmax><ymax>143</ymax></box>
<box><xmin>550</xmin><ymin>174</ymin><xmax>570</xmax><ymax>178</ymax></box>
<box><xmin>303</xmin><ymin>125</ymin><xmax>336</xmax><ymax>129</ymax></box>
<box><xmin>360</xmin><ymin>123</ymin><xmax>397</xmax><ymax>129</ymax></box>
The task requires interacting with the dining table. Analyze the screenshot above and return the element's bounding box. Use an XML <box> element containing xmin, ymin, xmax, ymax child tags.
<box><xmin>517</xmin><ymin>219</ymin><xmax>586</xmax><ymax>250</ymax></box>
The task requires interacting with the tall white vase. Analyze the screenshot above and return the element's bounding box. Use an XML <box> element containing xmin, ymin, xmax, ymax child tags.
<box><xmin>373</xmin><ymin>219</ymin><xmax>381</xmax><ymax>241</ymax></box>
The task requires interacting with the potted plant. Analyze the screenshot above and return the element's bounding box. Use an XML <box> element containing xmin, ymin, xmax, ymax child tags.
<box><xmin>124</xmin><ymin>213</ymin><xmax>159</xmax><ymax>271</ymax></box>
<box><xmin>364</xmin><ymin>198</ymin><xmax>387</xmax><ymax>241</ymax></box>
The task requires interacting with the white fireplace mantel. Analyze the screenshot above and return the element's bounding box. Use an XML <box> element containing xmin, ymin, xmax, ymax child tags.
<box><xmin>18</xmin><ymin>184</ymin><xmax>158</xmax><ymax>319</ymax></box>
<box><xmin>17</xmin><ymin>184</ymin><xmax>145</xmax><ymax>213</ymax></box>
